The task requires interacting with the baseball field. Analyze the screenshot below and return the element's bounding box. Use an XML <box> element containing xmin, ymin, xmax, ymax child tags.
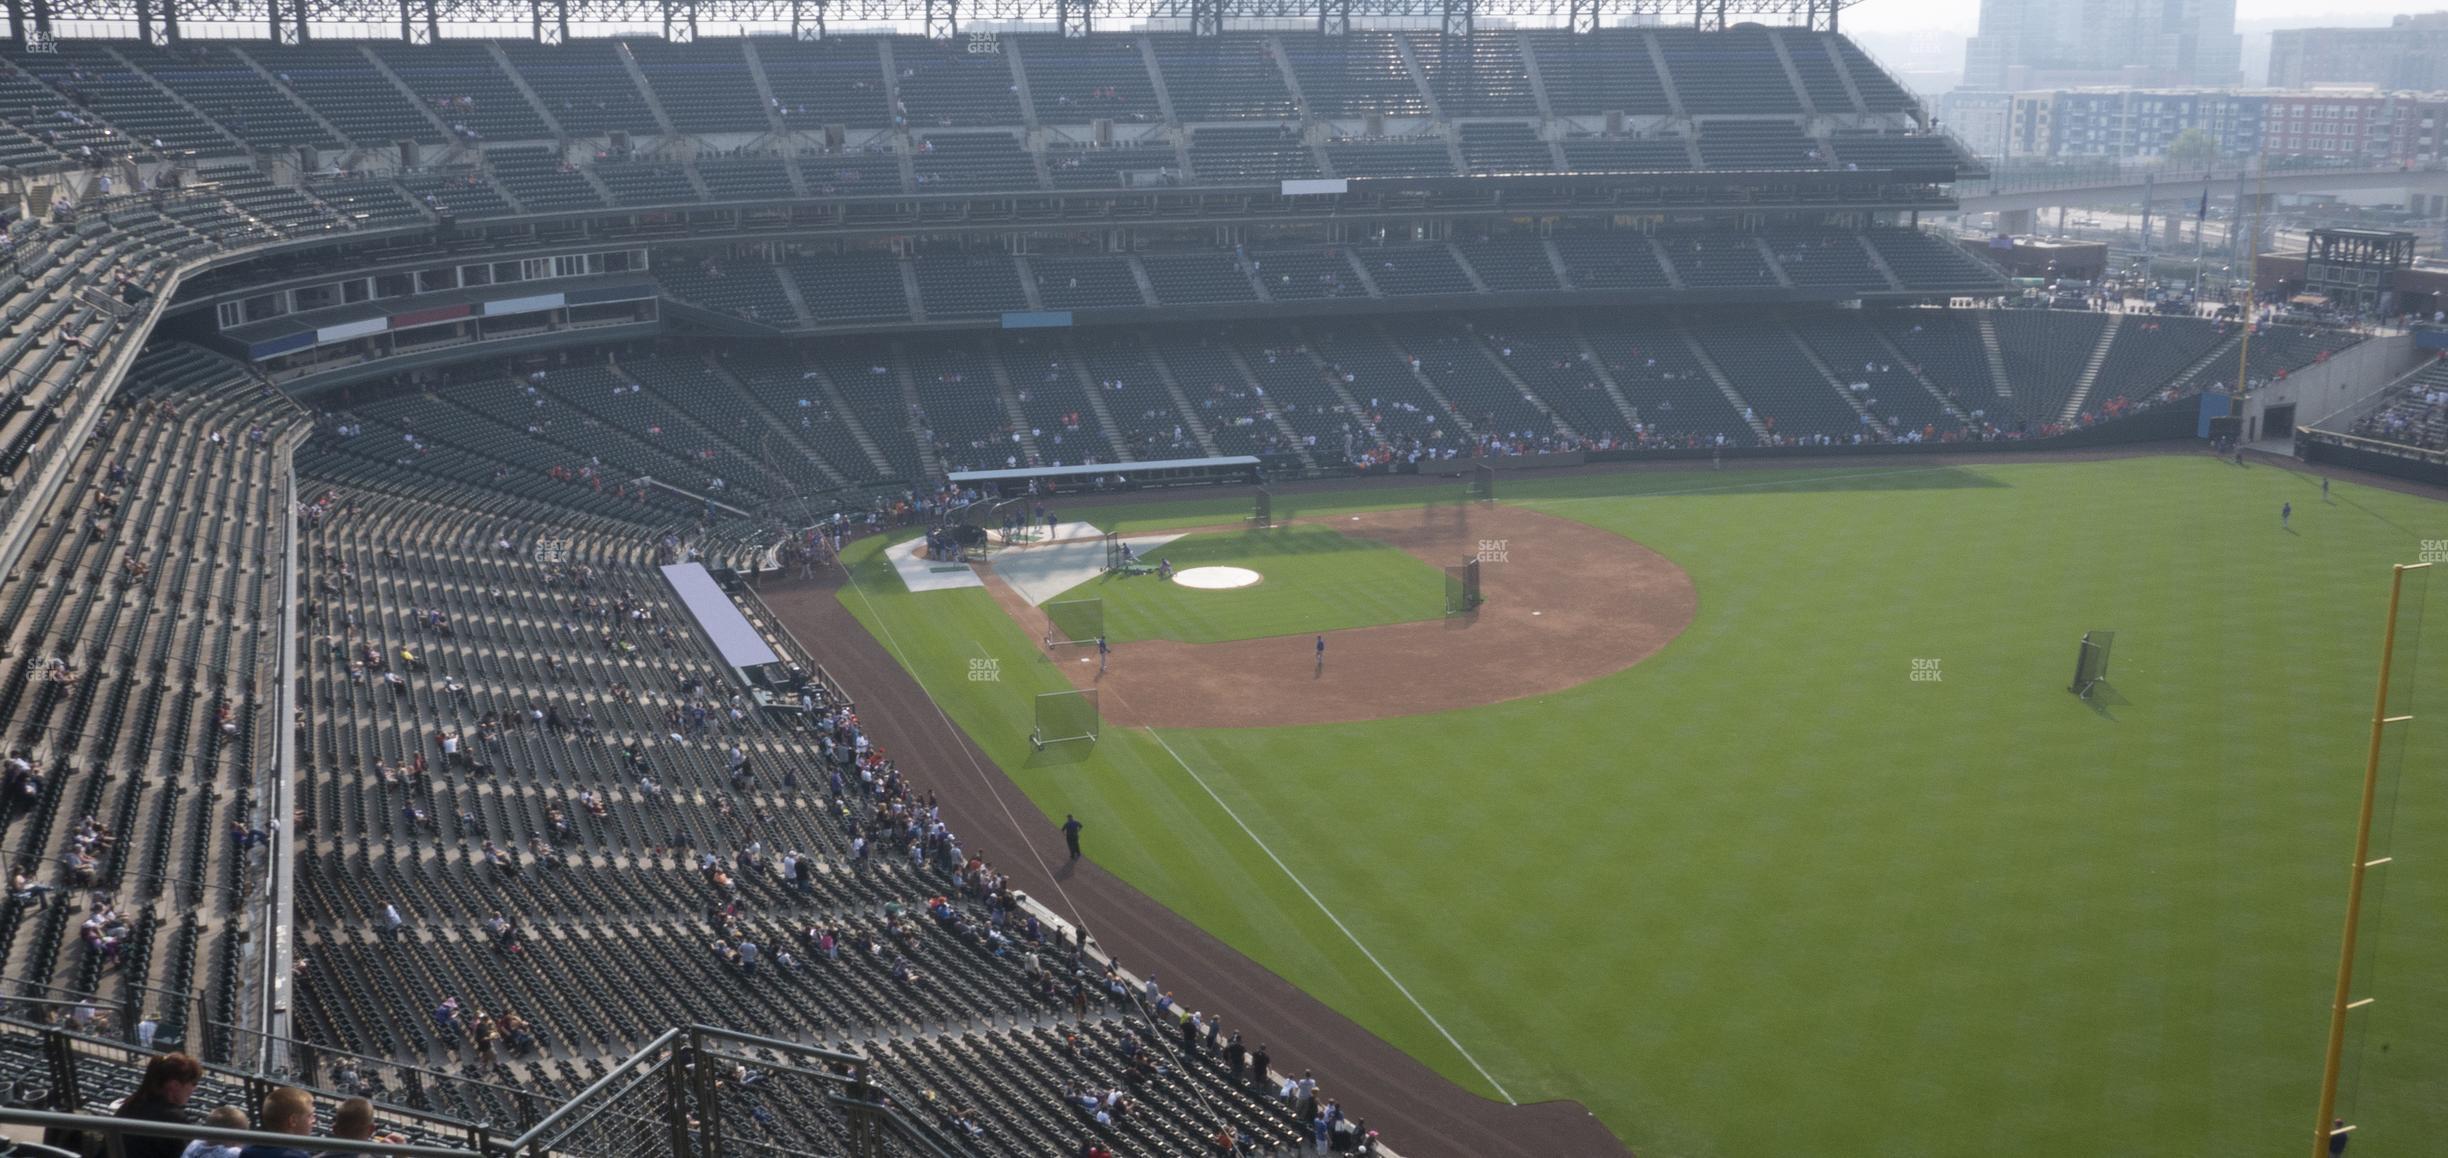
<box><xmin>829</xmin><ymin>454</ymin><xmax>2448</xmax><ymax>1157</ymax></box>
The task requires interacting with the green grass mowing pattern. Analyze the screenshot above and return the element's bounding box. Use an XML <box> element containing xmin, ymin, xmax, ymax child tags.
<box><xmin>1049</xmin><ymin>524</ymin><xmax>1449</xmax><ymax>644</ymax></box>
<box><xmin>842</xmin><ymin>456</ymin><xmax>2448</xmax><ymax>1157</ymax></box>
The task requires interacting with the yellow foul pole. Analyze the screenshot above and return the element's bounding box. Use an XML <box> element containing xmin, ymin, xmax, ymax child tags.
<box><xmin>2311</xmin><ymin>561</ymin><xmax>2427</xmax><ymax>1157</ymax></box>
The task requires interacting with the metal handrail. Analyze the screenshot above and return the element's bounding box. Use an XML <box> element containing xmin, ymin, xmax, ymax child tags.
<box><xmin>0</xmin><ymin>1106</ymin><xmax>479</xmax><ymax>1157</ymax></box>
<box><xmin>496</xmin><ymin>1025</ymin><xmax>681</xmax><ymax>1153</ymax></box>
<box><xmin>2298</xmin><ymin>426</ymin><xmax>2448</xmax><ymax>465</ymax></box>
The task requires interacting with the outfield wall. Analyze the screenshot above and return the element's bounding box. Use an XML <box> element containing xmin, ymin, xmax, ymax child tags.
<box><xmin>1572</xmin><ymin>402</ymin><xmax>2201</xmax><ymax>467</ymax></box>
<box><xmin>2302</xmin><ymin>433</ymin><xmax>2448</xmax><ymax>487</ymax></box>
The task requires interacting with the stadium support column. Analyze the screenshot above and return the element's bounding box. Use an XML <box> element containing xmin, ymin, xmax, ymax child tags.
<box><xmin>1058</xmin><ymin>0</ymin><xmax>1093</xmax><ymax>37</ymax></box>
<box><xmin>1318</xmin><ymin>0</ymin><xmax>1348</xmax><ymax>37</ymax></box>
<box><xmin>1439</xmin><ymin>0</ymin><xmax>1474</xmax><ymax>101</ymax></box>
<box><xmin>5</xmin><ymin>0</ymin><xmax>18</xmax><ymax>48</ymax></box>
<box><xmin>2139</xmin><ymin>172</ymin><xmax>2154</xmax><ymax>264</ymax></box>
<box><xmin>531</xmin><ymin>0</ymin><xmax>569</xmax><ymax>43</ymax></box>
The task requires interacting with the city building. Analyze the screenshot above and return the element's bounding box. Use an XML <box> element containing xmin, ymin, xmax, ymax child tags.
<box><xmin>1962</xmin><ymin>0</ymin><xmax>2242</xmax><ymax>91</ymax></box>
<box><xmin>2268</xmin><ymin>13</ymin><xmax>2448</xmax><ymax>91</ymax></box>
<box><xmin>2259</xmin><ymin>91</ymin><xmax>2417</xmax><ymax>166</ymax></box>
<box><xmin>1945</xmin><ymin>87</ymin><xmax>2267</xmax><ymax>161</ymax></box>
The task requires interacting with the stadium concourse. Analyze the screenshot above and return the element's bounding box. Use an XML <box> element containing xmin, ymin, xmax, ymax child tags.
<box><xmin>0</xmin><ymin>6</ymin><xmax>2412</xmax><ymax>1156</ymax></box>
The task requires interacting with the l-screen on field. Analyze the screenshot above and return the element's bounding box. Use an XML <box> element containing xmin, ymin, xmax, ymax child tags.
<box><xmin>833</xmin><ymin>456</ymin><xmax>2448</xmax><ymax>1157</ymax></box>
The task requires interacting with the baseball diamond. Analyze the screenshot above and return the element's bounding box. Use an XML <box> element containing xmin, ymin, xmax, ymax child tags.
<box><xmin>786</xmin><ymin>453</ymin><xmax>2448</xmax><ymax>1158</ymax></box>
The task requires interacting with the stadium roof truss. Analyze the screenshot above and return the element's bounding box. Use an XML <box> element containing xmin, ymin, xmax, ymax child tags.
<box><xmin>14</xmin><ymin>0</ymin><xmax>1857</xmax><ymax>47</ymax></box>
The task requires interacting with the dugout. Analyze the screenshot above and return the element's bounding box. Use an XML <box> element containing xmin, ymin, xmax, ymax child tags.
<box><xmin>948</xmin><ymin>456</ymin><xmax>1262</xmax><ymax>498</ymax></box>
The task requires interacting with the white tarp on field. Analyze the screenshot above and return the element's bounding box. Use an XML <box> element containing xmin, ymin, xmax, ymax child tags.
<box><xmin>883</xmin><ymin>536</ymin><xmax>988</xmax><ymax>593</ymax></box>
<box><xmin>988</xmin><ymin>529</ymin><xmax>1186</xmax><ymax>606</ymax></box>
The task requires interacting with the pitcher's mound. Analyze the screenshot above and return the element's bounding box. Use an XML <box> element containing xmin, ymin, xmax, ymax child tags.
<box><xmin>1173</xmin><ymin>566</ymin><xmax>1263</xmax><ymax>590</ymax></box>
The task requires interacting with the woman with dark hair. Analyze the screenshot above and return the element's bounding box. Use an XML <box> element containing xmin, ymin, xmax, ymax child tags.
<box><xmin>114</xmin><ymin>1051</ymin><xmax>203</xmax><ymax>1158</ymax></box>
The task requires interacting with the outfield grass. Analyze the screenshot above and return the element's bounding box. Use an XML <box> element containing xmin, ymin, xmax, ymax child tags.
<box><xmin>1050</xmin><ymin>524</ymin><xmax>1449</xmax><ymax>644</ymax></box>
<box><xmin>836</xmin><ymin>456</ymin><xmax>2448</xmax><ymax>1158</ymax></box>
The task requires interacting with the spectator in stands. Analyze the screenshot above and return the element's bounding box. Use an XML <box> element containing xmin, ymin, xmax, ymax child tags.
<box><xmin>500</xmin><ymin>1012</ymin><xmax>537</xmax><ymax>1056</ymax></box>
<box><xmin>176</xmin><ymin>1105</ymin><xmax>251</xmax><ymax>1158</ymax></box>
<box><xmin>11</xmin><ymin>864</ymin><xmax>56</xmax><ymax>910</ymax></box>
<box><xmin>234</xmin><ymin>1086</ymin><xmax>315</xmax><ymax>1158</ymax></box>
<box><xmin>378</xmin><ymin>902</ymin><xmax>404</xmax><ymax>942</ymax></box>
<box><xmin>115</xmin><ymin>1051</ymin><xmax>203</xmax><ymax>1158</ymax></box>
<box><xmin>319</xmin><ymin>1096</ymin><xmax>405</xmax><ymax>1155</ymax></box>
<box><xmin>62</xmin><ymin>848</ymin><xmax>96</xmax><ymax>888</ymax></box>
<box><xmin>431</xmin><ymin>997</ymin><xmax>461</xmax><ymax>1045</ymax></box>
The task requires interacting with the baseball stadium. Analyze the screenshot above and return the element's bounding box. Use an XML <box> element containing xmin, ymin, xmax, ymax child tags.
<box><xmin>0</xmin><ymin>0</ymin><xmax>2435</xmax><ymax>1154</ymax></box>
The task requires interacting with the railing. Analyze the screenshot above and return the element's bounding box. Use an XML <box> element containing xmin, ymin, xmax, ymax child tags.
<box><xmin>204</xmin><ymin>1020</ymin><xmax>539</xmax><ymax>1138</ymax></box>
<box><xmin>0</xmin><ymin>1108</ymin><xmax>477</xmax><ymax>1157</ymax></box>
<box><xmin>1977</xmin><ymin>157</ymin><xmax>2445</xmax><ymax>198</ymax></box>
<box><xmin>7</xmin><ymin>1017</ymin><xmax>496</xmax><ymax>1151</ymax></box>
<box><xmin>495</xmin><ymin>1025</ymin><xmax>955</xmax><ymax>1158</ymax></box>
<box><xmin>0</xmin><ymin>1018</ymin><xmax>958</xmax><ymax>1157</ymax></box>
<box><xmin>259</xmin><ymin>426</ymin><xmax>310</xmax><ymax>1073</ymax></box>
<box><xmin>2299</xmin><ymin>426</ymin><xmax>2448</xmax><ymax>465</ymax></box>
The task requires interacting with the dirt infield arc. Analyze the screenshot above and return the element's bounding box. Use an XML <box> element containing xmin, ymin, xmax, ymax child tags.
<box><xmin>988</xmin><ymin>504</ymin><xmax>1697</xmax><ymax>728</ymax></box>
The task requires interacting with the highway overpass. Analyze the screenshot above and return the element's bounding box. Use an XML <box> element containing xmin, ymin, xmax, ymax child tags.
<box><xmin>1956</xmin><ymin>167</ymin><xmax>2448</xmax><ymax>215</ymax></box>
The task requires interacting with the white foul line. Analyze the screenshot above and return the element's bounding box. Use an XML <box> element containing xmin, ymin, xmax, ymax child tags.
<box><xmin>1141</xmin><ymin>725</ymin><xmax>1517</xmax><ymax>1105</ymax></box>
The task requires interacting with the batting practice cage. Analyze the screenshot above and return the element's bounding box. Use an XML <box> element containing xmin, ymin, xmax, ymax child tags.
<box><xmin>1468</xmin><ymin>463</ymin><xmax>1497</xmax><ymax>503</ymax></box>
<box><xmin>1251</xmin><ymin>486</ymin><xmax>1274</xmax><ymax>529</ymax></box>
<box><xmin>2069</xmin><ymin>630</ymin><xmax>2115</xmax><ymax>697</ymax></box>
<box><xmin>1044</xmin><ymin>597</ymin><xmax>1105</xmax><ymax>648</ymax></box>
<box><xmin>1102</xmin><ymin>531</ymin><xmax>1127</xmax><ymax>573</ymax></box>
<box><xmin>1030</xmin><ymin>688</ymin><xmax>1100</xmax><ymax>749</ymax></box>
<box><xmin>971</xmin><ymin>496</ymin><xmax>1032</xmax><ymax>545</ymax></box>
<box><xmin>1444</xmin><ymin>558</ymin><xmax>1484</xmax><ymax>616</ymax></box>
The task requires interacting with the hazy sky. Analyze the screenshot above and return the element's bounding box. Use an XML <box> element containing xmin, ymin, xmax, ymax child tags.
<box><xmin>1842</xmin><ymin>0</ymin><xmax>2425</xmax><ymax>37</ymax></box>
